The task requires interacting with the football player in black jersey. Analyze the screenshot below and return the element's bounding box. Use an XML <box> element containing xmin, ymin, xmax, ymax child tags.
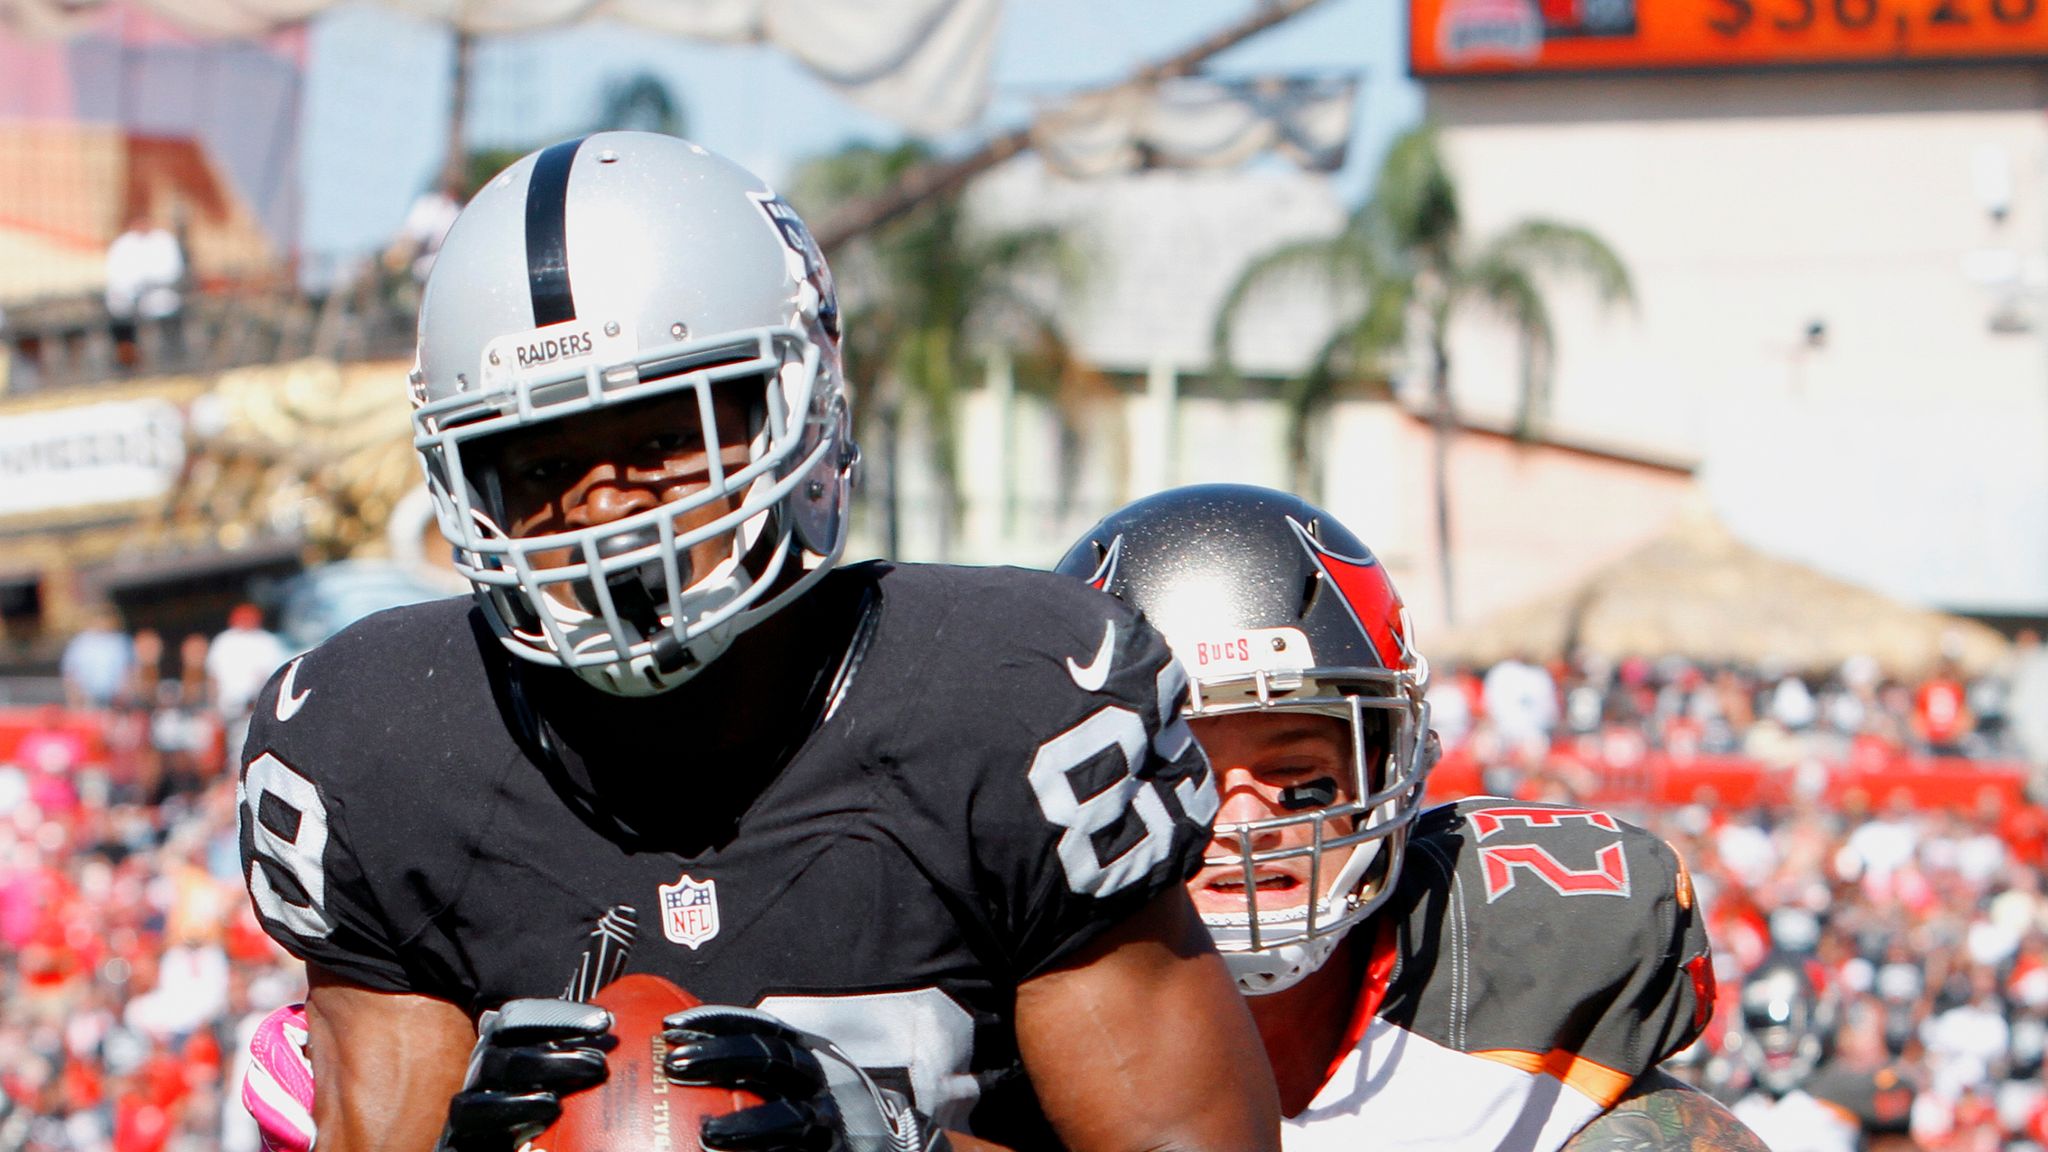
<box><xmin>235</xmin><ymin>134</ymin><xmax>1278</xmax><ymax>1152</ymax></box>
<box><xmin>1056</xmin><ymin>484</ymin><xmax>1766</xmax><ymax>1152</ymax></box>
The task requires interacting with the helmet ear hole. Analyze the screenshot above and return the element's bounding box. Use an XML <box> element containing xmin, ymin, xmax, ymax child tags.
<box><xmin>1299</xmin><ymin>570</ymin><xmax>1322</xmax><ymax>618</ymax></box>
<box><xmin>787</xmin><ymin>392</ymin><xmax>852</xmax><ymax>557</ymax></box>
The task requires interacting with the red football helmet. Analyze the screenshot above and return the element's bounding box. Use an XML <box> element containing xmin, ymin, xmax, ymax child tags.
<box><xmin>1057</xmin><ymin>484</ymin><xmax>1436</xmax><ymax>994</ymax></box>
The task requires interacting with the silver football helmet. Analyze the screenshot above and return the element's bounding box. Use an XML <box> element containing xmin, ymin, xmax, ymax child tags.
<box><xmin>1057</xmin><ymin>485</ymin><xmax>1436</xmax><ymax>995</ymax></box>
<box><xmin>1740</xmin><ymin>957</ymin><xmax>1834</xmax><ymax>1097</ymax></box>
<box><xmin>410</xmin><ymin>132</ymin><xmax>854</xmax><ymax>695</ymax></box>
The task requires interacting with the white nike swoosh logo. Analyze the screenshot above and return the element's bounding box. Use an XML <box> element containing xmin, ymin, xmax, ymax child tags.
<box><xmin>275</xmin><ymin>658</ymin><xmax>311</xmax><ymax>722</ymax></box>
<box><xmin>1066</xmin><ymin>621</ymin><xmax>1116</xmax><ymax>693</ymax></box>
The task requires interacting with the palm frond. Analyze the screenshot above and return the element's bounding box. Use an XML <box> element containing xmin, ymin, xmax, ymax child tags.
<box><xmin>1272</xmin><ymin>333</ymin><xmax>1341</xmax><ymax>494</ymax></box>
<box><xmin>962</xmin><ymin>225</ymin><xmax>1075</xmax><ymax>335</ymax></box>
<box><xmin>590</xmin><ymin>73</ymin><xmax>685</xmax><ymax>137</ymax></box>
<box><xmin>789</xmin><ymin>141</ymin><xmax>931</xmax><ymax>218</ymax></box>
<box><xmin>970</xmin><ymin>224</ymin><xmax>1066</xmax><ymax>273</ymax></box>
<box><xmin>1461</xmin><ymin>256</ymin><xmax>1556</xmax><ymax>438</ymax></box>
<box><xmin>1477</xmin><ymin>219</ymin><xmax>1635</xmax><ymax>310</ymax></box>
<box><xmin>1355</xmin><ymin>272</ymin><xmax>1413</xmax><ymax>365</ymax></box>
<box><xmin>1371</xmin><ymin>125</ymin><xmax>1461</xmax><ymax>268</ymax></box>
<box><xmin>1281</xmin><ymin>299</ymin><xmax>1408</xmax><ymax>490</ymax></box>
<box><xmin>1209</xmin><ymin>233</ymin><xmax>1372</xmax><ymax>393</ymax></box>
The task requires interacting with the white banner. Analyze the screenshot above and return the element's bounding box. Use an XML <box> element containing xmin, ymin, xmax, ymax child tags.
<box><xmin>0</xmin><ymin>398</ymin><xmax>185</xmax><ymax>517</ymax></box>
<box><xmin>0</xmin><ymin>0</ymin><xmax>1000</xmax><ymax>134</ymax></box>
<box><xmin>1032</xmin><ymin>74</ymin><xmax>1358</xmax><ymax>180</ymax></box>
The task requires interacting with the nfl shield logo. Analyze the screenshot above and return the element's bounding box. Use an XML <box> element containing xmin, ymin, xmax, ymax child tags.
<box><xmin>658</xmin><ymin>873</ymin><xmax>720</xmax><ymax>950</ymax></box>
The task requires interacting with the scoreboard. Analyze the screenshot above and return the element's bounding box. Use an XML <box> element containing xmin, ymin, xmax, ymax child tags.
<box><xmin>1411</xmin><ymin>0</ymin><xmax>2048</xmax><ymax>76</ymax></box>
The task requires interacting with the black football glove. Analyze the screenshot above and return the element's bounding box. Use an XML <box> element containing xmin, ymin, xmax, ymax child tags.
<box><xmin>435</xmin><ymin>998</ymin><xmax>616</xmax><ymax>1152</ymax></box>
<box><xmin>662</xmin><ymin>1005</ymin><xmax>949</xmax><ymax>1152</ymax></box>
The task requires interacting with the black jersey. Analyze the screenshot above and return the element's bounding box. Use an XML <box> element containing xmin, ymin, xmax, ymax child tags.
<box><xmin>1378</xmin><ymin>798</ymin><xmax>1715</xmax><ymax>1082</ymax></box>
<box><xmin>236</xmin><ymin>562</ymin><xmax>1216</xmax><ymax>1143</ymax></box>
<box><xmin>1287</xmin><ymin>798</ymin><xmax>1715</xmax><ymax>1148</ymax></box>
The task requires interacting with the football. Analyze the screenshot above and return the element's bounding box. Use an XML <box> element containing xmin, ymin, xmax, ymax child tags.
<box><xmin>530</xmin><ymin>974</ymin><xmax>761</xmax><ymax>1152</ymax></box>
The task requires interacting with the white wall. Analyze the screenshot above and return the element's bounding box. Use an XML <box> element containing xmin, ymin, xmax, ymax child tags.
<box><xmin>967</xmin><ymin>158</ymin><xmax>1351</xmax><ymax>376</ymax></box>
<box><xmin>1429</xmin><ymin>66</ymin><xmax>2048</xmax><ymax>614</ymax></box>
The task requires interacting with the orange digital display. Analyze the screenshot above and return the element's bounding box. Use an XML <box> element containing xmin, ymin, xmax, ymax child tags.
<box><xmin>1411</xmin><ymin>0</ymin><xmax>2048</xmax><ymax>76</ymax></box>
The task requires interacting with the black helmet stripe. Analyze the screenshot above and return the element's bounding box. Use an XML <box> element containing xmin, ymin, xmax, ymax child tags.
<box><xmin>523</xmin><ymin>135</ymin><xmax>588</xmax><ymax>327</ymax></box>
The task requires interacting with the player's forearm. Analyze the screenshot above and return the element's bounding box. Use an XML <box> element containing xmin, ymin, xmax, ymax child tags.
<box><xmin>1563</xmin><ymin>1070</ymin><xmax>1769</xmax><ymax>1152</ymax></box>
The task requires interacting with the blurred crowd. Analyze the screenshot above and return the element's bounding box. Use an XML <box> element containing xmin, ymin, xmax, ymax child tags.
<box><xmin>1</xmin><ymin>608</ymin><xmax>297</xmax><ymax>1152</ymax></box>
<box><xmin>1666</xmin><ymin>793</ymin><xmax>2048</xmax><ymax>1151</ymax></box>
<box><xmin>1429</xmin><ymin>639</ymin><xmax>2048</xmax><ymax>770</ymax></box>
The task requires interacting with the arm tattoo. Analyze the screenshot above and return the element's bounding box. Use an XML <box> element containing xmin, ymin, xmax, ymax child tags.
<box><xmin>1563</xmin><ymin>1070</ymin><xmax>1770</xmax><ymax>1152</ymax></box>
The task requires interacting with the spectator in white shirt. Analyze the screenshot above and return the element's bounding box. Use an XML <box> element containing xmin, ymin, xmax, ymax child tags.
<box><xmin>105</xmin><ymin>215</ymin><xmax>184</xmax><ymax>321</ymax></box>
<box><xmin>205</xmin><ymin>604</ymin><xmax>290</xmax><ymax>764</ymax></box>
<box><xmin>1839</xmin><ymin>797</ymin><xmax>1922</xmax><ymax>890</ymax></box>
<box><xmin>1481</xmin><ymin>654</ymin><xmax>1559</xmax><ymax>755</ymax></box>
<box><xmin>386</xmin><ymin>186</ymin><xmax>462</xmax><ymax>286</ymax></box>
<box><xmin>105</xmin><ymin>214</ymin><xmax>186</xmax><ymax>369</ymax></box>
<box><xmin>124</xmin><ymin>938</ymin><xmax>230</xmax><ymax>1041</ymax></box>
<box><xmin>1769</xmin><ymin>674</ymin><xmax>1819</xmax><ymax>731</ymax></box>
<box><xmin>1922</xmin><ymin>967</ymin><xmax>2011</xmax><ymax>1101</ymax></box>
<box><xmin>2011</xmin><ymin>631</ymin><xmax>2048</xmax><ymax>798</ymax></box>
<box><xmin>1425</xmin><ymin>670</ymin><xmax>1473</xmax><ymax>749</ymax></box>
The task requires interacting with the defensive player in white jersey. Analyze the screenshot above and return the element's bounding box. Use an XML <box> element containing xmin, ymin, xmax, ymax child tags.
<box><xmin>1056</xmin><ymin>484</ymin><xmax>1769</xmax><ymax>1152</ymax></box>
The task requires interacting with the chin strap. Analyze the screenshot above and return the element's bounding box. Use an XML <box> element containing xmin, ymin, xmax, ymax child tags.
<box><xmin>1225</xmin><ymin>934</ymin><xmax>1342</xmax><ymax>997</ymax></box>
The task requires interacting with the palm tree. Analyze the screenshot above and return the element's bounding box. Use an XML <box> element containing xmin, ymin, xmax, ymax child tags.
<box><xmin>792</xmin><ymin>142</ymin><xmax>1085</xmax><ymax>560</ymax></box>
<box><xmin>592</xmin><ymin>72</ymin><xmax>686</xmax><ymax>137</ymax></box>
<box><xmin>1213</xmin><ymin>124</ymin><xmax>1633</xmax><ymax>624</ymax></box>
<box><xmin>451</xmin><ymin>75</ymin><xmax>685</xmax><ymax>199</ymax></box>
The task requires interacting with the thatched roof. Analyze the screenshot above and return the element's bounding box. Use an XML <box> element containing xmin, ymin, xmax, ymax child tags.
<box><xmin>169</xmin><ymin>358</ymin><xmax>416</xmax><ymax>558</ymax></box>
<box><xmin>1432</xmin><ymin>504</ymin><xmax>2009</xmax><ymax>677</ymax></box>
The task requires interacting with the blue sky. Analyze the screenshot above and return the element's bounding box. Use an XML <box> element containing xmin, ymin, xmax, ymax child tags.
<box><xmin>299</xmin><ymin>0</ymin><xmax>1420</xmax><ymax>266</ymax></box>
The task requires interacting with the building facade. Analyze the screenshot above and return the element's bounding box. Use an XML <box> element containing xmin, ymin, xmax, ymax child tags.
<box><xmin>1413</xmin><ymin>1</ymin><xmax>2048</xmax><ymax>623</ymax></box>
